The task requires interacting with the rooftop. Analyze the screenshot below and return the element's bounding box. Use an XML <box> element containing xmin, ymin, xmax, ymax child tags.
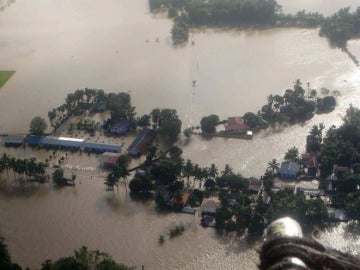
<box><xmin>224</xmin><ymin>116</ymin><xmax>249</xmax><ymax>132</ymax></box>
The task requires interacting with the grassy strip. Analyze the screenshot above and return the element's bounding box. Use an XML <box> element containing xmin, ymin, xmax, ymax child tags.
<box><xmin>0</xmin><ymin>71</ymin><xmax>15</xmax><ymax>88</ymax></box>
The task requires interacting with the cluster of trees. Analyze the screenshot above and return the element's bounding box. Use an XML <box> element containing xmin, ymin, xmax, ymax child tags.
<box><xmin>104</xmin><ymin>155</ymin><xmax>130</xmax><ymax>192</ymax></box>
<box><xmin>29</xmin><ymin>116</ymin><xmax>48</xmax><ymax>136</ymax></box>
<box><xmin>73</xmin><ymin>119</ymin><xmax>100</xmax><ymax>136</ymax></box>
<box><xmin>0</xmin><ymin>239</ymin><xmax>134</xmax><ymax>270</ymax></box>
<box><xmin>259</xmin><ymin>80</ymin><xmax>336</xmax><ymax>127</ymax></box>
<box><xmin>52</xmin><ymin>168</ymin><xmax>76</xmax><ymax>186</ymax></box>
<box><xmin>319</xmin><ymin>105</ymin><xmax>360</xmax><ymax>178</ymax></box>
<box><xmin>200</xmin><ymin>114</ymin><xmax>219</xmax><ymax>134</ymax></box>
<box><xmin>215</xmin><ymin>191</ymin><xmax>266</xmax><ymax>234</ymax></box>
<box><xmin>274</xmin><ymin>10</ymin><xmax>324</xmax><ymax>28</ymax></box>
<box><xmin>268</xmin><ymin>190</ymin><xmax>329</xmax><ymax>228</ymax></box>
<box><xmin>48</xmin><ymin>88</ymin><xmax>107</xmax><ymax>130</ymax></box>
<box><xmin>107</xmin><ymin>92</ymin><xmax>136</xmax><ymax>123</ymax></box>
<box><xmin>315</xmin><ymin>106</ymin><xmax>360</xmax><ymax>219</ymax></box>
<box><xmin>187</xmin><ymin>0</ymin><xmax>279</xmax><ymax>26</ymax></box>
<box><xmin>0</xmin><ymin>153</ymin><xmax>46</xmax><ymax>182</ymax></box>
<box><xmin>150</xmin><ymin>108</ymin><xmax>182</xmax><ymax>144</ymax></box>
<box><xmin>172</xmin><ymin>14</ymin><xmax>190</xmax><ymax>44</ymax></box>
<box><xmin>199</xmin><ymin>80</ymin><xmax>336</xmax><ymax>134</ymax></box>
<box><xmin>150</xmin><ymin>0</ymin><xmax>360</xmax><ymax>59</ymax></box>
<box><xmin>320</xmin><ymin>7</ymin><xmax>360</xmax><ymax>48</ymax></box>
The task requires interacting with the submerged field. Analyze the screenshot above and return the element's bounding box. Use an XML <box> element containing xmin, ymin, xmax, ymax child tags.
<box><xmin>0</xmin><ymin>70</ymin><xmax>15</xmax><ymax>88</ymax></box>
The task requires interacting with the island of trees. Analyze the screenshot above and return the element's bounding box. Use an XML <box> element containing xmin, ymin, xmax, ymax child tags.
<box><xmin>199</xmin><ymin>79</ymin><xmax>337</xmax><ymax>136</ymax></box>
<box><xmin>0</xmin><ymin>238</ymin><xmax>135</xmax><ymax>270</ymax></box>
<box><xmin>149</xmin><ymin>0</ymin><xmax>360</xmax><ymax>64</ymax></box>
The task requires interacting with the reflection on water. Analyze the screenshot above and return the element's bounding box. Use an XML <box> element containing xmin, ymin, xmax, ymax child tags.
<box><xmin>0</xmin><ymin>0</ymin><xmax>15</xmax><ymax>11</ymax></box>
<box><xmin>0</xmin><ymin>0</ymin><xmax>360</xmax><ymax>269</ymax></box>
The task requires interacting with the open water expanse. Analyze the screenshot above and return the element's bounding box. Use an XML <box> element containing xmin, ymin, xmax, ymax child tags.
<box><xmin>1</xmin><ymin>0</ymin><xmax>360</xmax><ymax>269</ymax></box>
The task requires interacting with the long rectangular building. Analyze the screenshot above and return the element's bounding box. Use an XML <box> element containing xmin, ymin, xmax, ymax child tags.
<box><xmin>23</xmin><ymin>135</ymin><xmax>120</xmax><ymax>153</ymax></box>
<box><xmin>127</xmin><ymin>129</ymin><xmax>156</xmax><ymax>157</ymax></box>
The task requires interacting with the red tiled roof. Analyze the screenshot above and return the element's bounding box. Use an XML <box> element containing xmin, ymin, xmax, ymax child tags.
<box><xmin>225</xmin><ymin>116</ymin><xmax>249</xmax><ymax>131</ymax></box>
<box><xmin>335</xmin><ymin>166</ymin><xmax>349</xmax><ymax>172</ymax></box>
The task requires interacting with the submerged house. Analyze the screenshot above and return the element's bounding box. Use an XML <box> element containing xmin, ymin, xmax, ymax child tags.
<box><xmin>279</xmin><ymin>161</ymin><xmax>300</xmax><ymax>179</ymax></box>
<box><xmin>246</xmin><ymin>177</ymin><xmax>262</xmax><ymax>194</ymax></box>
<box><xmin>302</xmin><ymin>152</ymin><xmax>319</xmax><ymax>177</ymax></box>
<box><xmin>127</xmin><ymin>129</ymin><xmax>156</xmax><ymax>157</ymax></box>
<box><xmin>99</xmin><ymin>152</ymin><xmax>122</xmax><ymax>168</ymax></box>
<box><xmin>200</xmin><ymin>199</ymin><xmax>219</xmax><ymax>217</ymax></box>
<box><xmin>224</xmin><ymin>116</ymin><xmax>250</xmax><ymax>134</ymax></box>
<box><xmin>108</xmin><ymin>120</ymin><xmax>130</xmax><ymax>136</ymax></box>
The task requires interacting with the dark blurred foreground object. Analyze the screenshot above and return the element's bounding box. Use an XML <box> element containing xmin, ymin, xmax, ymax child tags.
<box><xmin>260</xmin><ymin>217</ymin><xmax>360</xmax><ymax>270</ymax></box>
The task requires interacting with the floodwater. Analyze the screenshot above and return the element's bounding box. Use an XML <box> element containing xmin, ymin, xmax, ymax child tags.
<box><xmin>1</xmin><ymin>0</ymin><xmax>360</xmax><ymax>269</ymax></box>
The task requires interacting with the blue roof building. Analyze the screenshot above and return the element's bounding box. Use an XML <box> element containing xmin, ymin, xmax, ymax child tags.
<box><xmin>279</xmin><ymin>161</ymin><xmax>300</xmax><ymax>179</ymax></box>
<box><xmin>24</xmin><ymin>135</ymin><xmax>121</xmax><ymax>153</ymax></box>
<box><xmin>81</xmin><ymin>141</ymin><xmax>120</xmax><ymax>153</ymax></box>
<box><xmin>26</xmin><ymin>135</ymin><xmax>44</xmax><ymax>145</ymax></box>
<box><xmin>3</xmin><ymin>136</ymin><xmax>25</xmax><ymax>147</ymax></box>
<box><xmin>42</xmin><ymin>137</ymin><xmax>83</xmax><ymax>149</ymax></box>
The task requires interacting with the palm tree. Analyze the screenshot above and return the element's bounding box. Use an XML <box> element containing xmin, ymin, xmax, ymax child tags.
<box><xmin>199</xmin><ymin>167</ymin><xmax>209</xmax><ymax>188</ymax></box>
<box><xmin>267</xmin><ymin>159</ymin><xmax>280</xmax><ymax>175</ymax></box>
<box><xmin>105</xmin><ymin>172</ymin><xmax>118</xmax><ymax>192</ymax></box>
<box><xmin>221</xmin><ymin>164</ymin><xmax>233</xmax><ymax>177</ymax></box>
<box><xmin>182</xmin><ymin>159</ymin><xmax>194</xmax><ymax>187</ymax></box>
<box><xmin>192</xmin><ymin>164</ymin><xmax>201</xmax><ymax>187</ymax></box>
<box><xmin>113</xmin><ymin>155</ymin><xmax>130</xmax><ymax>194</ymax></box>
<box><xmin>1</xmin><ymin>153</ymin><xmax>11</xmax><ymax>177</ymax></box>
<box><xmin>209</xmin><ymin>163</ymin><xmax>218</xmax><ymax>179</ymax></box>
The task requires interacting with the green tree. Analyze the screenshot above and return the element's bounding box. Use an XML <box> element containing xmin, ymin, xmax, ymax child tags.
<box><xmin>129</xmin><ymin>178</ymin><xmax>152</xmax><ymax>194</ymax></box>
<box><xmin>137</xmin><ymin>114</ymin><xmax>151</xmax><ymax>128</ymax></box>
<box><xmin>52</xmin><ymin>168</ymin><xmax>65</xmax><ymax>186</ymax></box>
<box><xmin>267</xmin><ymin>159</ymin><xmax>280</xmax><ymax>175</ymax></box>
<box><xmin>29</xmin><ymin>116</ymin><xmax>48</xmax><ymax>135</ymax></box>
<box><xmin>182</xmin><ymin>159</ymin><xmax>194</xmax><ymax>186</ymax></box>
<box><xmin>157</xmin><ymin>109</ymin><xmax>182</xmax><ymax>144</ymax></box>
<box><xmin>243</xmin><ymin>112</ymin><xmax>259</xmax><ymax>129</ymax></box>
<box><xmin>200</xmin><ymin>114</ymin><xmax>219</xmax><ymax>134</ymax></box>
<box><xmin>284</xmin><ymin>147</ymin><xmax>299</xmax><ymax>162</ymax></box>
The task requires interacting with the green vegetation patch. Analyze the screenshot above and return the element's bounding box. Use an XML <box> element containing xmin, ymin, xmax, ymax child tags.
<box><xmin>0</xmin><ymin>71</ymin><xmax>15</xmax><ymax>88</ymax></box>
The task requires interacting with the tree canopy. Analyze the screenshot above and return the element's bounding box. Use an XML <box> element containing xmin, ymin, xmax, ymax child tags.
<box><xmin>29</xmin><ymin>116</ymin><xmax>48</xmax><ymax>135</ymax></box>
<box><xmin>200</xmin><ymin>114</ymin><xmax>219</xmax><ymax>134</ymax></box>
<box><xmin>157</xmin><ymin>109</ymin><xmax>182</xmax><ymax>144</ymax></box>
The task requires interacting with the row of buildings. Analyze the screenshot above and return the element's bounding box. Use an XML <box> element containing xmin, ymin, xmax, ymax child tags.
<box><xmin>3</xmin><ymin>135</ymin><xmax>121</xmax><ymax>153</ymax></box>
